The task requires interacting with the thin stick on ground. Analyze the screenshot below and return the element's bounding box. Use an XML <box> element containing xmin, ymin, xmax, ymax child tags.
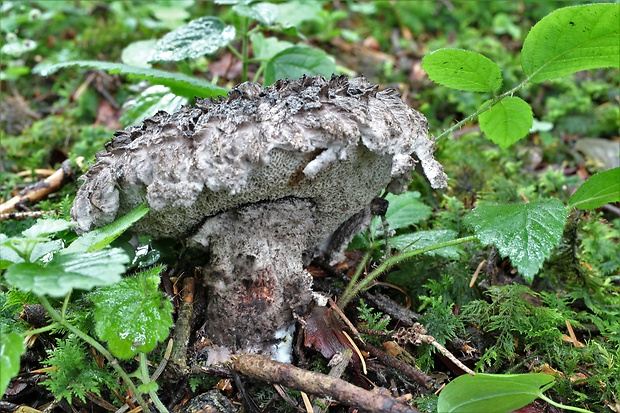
<box><xmin>234</xmin><ymin>353</ymin><xmax>421</xmax><ymax>413</ymax></box>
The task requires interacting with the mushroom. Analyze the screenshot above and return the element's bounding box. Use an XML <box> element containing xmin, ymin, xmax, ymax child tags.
<box><xmin>72</xmin><ymin>75</ymin><xmax>447</xmax><ymax>361</ymax></box>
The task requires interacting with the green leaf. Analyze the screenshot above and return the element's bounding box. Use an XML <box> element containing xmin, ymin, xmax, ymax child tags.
<box><xmin>264</xmin><ymin>46</ymin><xmax>336</xmax><ymax>85</ymax></box>
<box><xmin>464</xmin><ymin>200</ymin><xmax>568</xmax><ymax>282</ymax></box>
<box><xmin>120</xmin><ymin>85</ymin><xmax>187</xmax><ymax>127</ymax></box>
<box><xmin>90</xmin><ymin>266</ymin><xmax>173</xmax><ymax>359</ymax></box>
<box><xmin>522</xmin><ymin>4</ymin><xmax>620</xmax><ymax>83</ymax></box>
<box><xmin>273</xmin><ymin>1</ymin><xmax>323</xmax><ymax>28</ymax></box>
<box><xmin>121</xmin><ymin>40</ymin><xmax>158</xmax><ymax>69</ymax></box>
<box><xmin>390</xmin><ymin>230</ymin><xmax>460</xmax><ymax>259</ymax></box>
<box><xmin>384</xmin><ymin>192</ymin><xmax>432</xmax><ymax>230</ymax></box>
<box><xmin>569</xmin><ymin>168</ymin><xmax>620</xmax><ymax>210</ymax></box>
<box><xmin>421</xmin><ymin>49</ymin><xmax>502</xmax><ymax>92</ymax></box>
<box><xmin>32</xmin><ymin>61</ymin><xmax>228</xmax><ymax>99</ymax></box>
<box><xmin>233</xmin><ymin>2</ymin><xmax>279</xmax><ymax>26</ymax></box>
<box><xmin>479</xmin><ymin>97</ymin><xmax>533</xmax><ymax>148</ymax></box>
<box><xmin>64</xmin><ymin>204</ymin><xmax>149</xmax><ymax>254</ymax></box>
<box><xmin>249</xmin><ymin>32</ymin><xmax>293</xmax><ymax>62</ymax></box>
<box><xmin>4</xmin><ymin>249</ymin><xmax>130</xmax><ymax>297</ymax></box>
<box><xmin>22</xmin><ymin>219</ymin><xmax>75</xmax><ymax>238</ymax></box>
<box><xmin>437</xmin><ymin>373</ymin><xmax>555</xmax><ymax>413</ymax></box>
<box><xmin>149</xmin><ymin>16</ymin><xmax>236</xmax><ymax>62</ymax></box>
<box><xmin>0</xmin><ymin>332</ymin><xmax>26</xmax><ymax>399</ymax></box>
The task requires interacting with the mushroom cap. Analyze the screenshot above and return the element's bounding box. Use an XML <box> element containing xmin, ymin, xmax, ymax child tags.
<box><xmin>72</xmin><ymin>75</ymin><xmax>446</xmax><ymax>248</ymax></box>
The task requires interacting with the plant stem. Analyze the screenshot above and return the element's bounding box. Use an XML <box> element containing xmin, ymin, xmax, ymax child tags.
<box><xmin>538</xmin><ymin>394</ymin><xmax>592</xmax><ymax>413</ymax></box>
<box><xmin>337</xmin><ymin>251</ymin><xmax>370</xmax><ymax>310</ymax></box>
<box><xmin>338</xmin><ymin>236</ymin><xmax>477</xmax><ymax>310</ymax></box>
<box><xmin>139</xmin><ymin>352</ymin><xmax>169</xmax><ymax>413</ymax></box>
<box><xmin>434</xmin><ymin>80</ymin><xmax>530</xmax><ymax>142</ymax></box>
<box><xmin>241</xmin><ymin>17</ymin><xmax>249</xmax><ymax>82</ymax></box>
<box><xmin>37</xmin><ymin>295</ymin><xmax>151</xmax><ymax>413</ymax></box>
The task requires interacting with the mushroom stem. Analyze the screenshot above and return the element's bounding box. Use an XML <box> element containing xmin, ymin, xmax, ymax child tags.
<box><xmin>191</xmin><ymin>198</ymin><xmax>316</xmax><ymax>360</ymax></box>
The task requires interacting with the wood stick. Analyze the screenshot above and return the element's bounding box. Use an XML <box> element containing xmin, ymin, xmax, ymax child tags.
<box><xmin>234</xmin><ymin>354</ymin><xmax>420</xmax><ymax>413</ymax></box>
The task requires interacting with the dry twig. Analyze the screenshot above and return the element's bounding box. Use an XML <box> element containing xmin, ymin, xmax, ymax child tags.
<box><xmin>234</xmin><ymin>353</ymin><xmax>420</xmax><ymax>413</ymax></box>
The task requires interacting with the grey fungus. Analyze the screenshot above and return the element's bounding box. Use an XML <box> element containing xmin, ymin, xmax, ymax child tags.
<box><xmin>71</xmin><ymin>75</ymin><xmax>447</xmax><ymax>360</ymax></box>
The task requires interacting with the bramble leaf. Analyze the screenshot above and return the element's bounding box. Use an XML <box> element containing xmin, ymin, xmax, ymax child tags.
<box><xmin>437</xmin><ymin>373</ymin><xmax>555</xmax><ymax>413</ymax></box>
<box><xmin>90</xmin><ymin>266</ymin><xmax>173</xmax><ymax>359</ymax></box>
<box><xmin>33</xmin><ymin>61</ymin><xmax>228</xmax><ymax>99</ymax></box>
<box><xmin>479</xmin><ymin>97</ymin><xmax>533</xmax><ymax>148</ymax></box>
<box><xmin>0</xmin><ymin>332</ymin><xmax>26</xmax><ymax>399</ymax></box>
<box><xmin>464</xmin><ymin>200</ymin><xmax>568</xmax><ymax>282</ymax></box>
<box><xmin>148</xmin><ymin>16</ymin><xmax>236</xmax><ymax>62</ymax></box>
<box><xmin>522</xmin><ymin>4</ymin><xmax>620</xmax><ymax>83</ymax></box>
<box><xmin>384</xmin><ymin>192</ymin><xmax>432</xmax><ymax>230</ymax></box>
<box><xmin>264</xmin><ymin>46</ymin><xmax>336</xmax><ymax>85</ymax></box>
<box><xmin>422</xmin><ymin>49</ymin><xmax>502</xmax><ymax>92</ymax></box>
<box><xmin>64</xmin><ymin>204</ymin><xmax>149</xmax><ymax>254</ymax></box>
<box><xmin>4</xmin><ymin>249</ymin><xmax>130</xmax><ymax>297</ymax></box>
<box><xmin>390</xmin><ymin>230</ymin><xmax>460</xmax><ymax>259</ymax></box>
<box><xmin>569</xmin><ymin>168</ymin><xmax>620</xmax><ymax>210</ymax></box>
<box><xmin>22</xmin><ymin>219</ymin><xmax>75</xmax><ymax>238</ymax></box>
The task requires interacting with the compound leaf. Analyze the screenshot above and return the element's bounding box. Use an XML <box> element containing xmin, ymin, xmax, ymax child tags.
<box><xmin>522</xmin><ymin>4</ymin><xmax>620</xmax><ymax>83</ymax></box>
<box><xmin>422</xmin><ymin>49</ymin><xmax>502</xmax><ymax>92</ymax></box>
<box><xmin>0</xmin><ymin>332</ymin><xmax>26</xmax><ymax>399</ymax></box>
<box><xmin>464</xmin><ymin>200</ymin><xmax>568</xmax><ymax>282</ymax></box>
<box><xmin>149</xmin><ymin>16</ymin><xmax>236</xmax><ymax>62</ymax></box>
<box><xmin>90</xmin><ymin>266</ymin><xmax>173</xmax><ymax>359</ymax></box>
<box><xmin>569</xmin><ymin>167</ymin><xmax>620</xmax><ymax>210</ymax></box>
<box><xmin>438</xmin><ymin>373</ymin><xmax>555</xmax><ymax>413</ymax></box>
<box><xmin>479</xmin><ymin>97</ymin><xmax>533</xmax><ymax>148</ymax></box>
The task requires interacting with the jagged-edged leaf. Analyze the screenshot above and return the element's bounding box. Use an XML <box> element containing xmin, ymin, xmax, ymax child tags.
<box><xmin>464</xmin><ymin>200</ymin><xmax>568</xmax><ymax>282</ymax></box>
<box><xmin>522</xmin><ymin>4</ymin><xmax>620</xmax><ymax>83</ymax></box>
<box><xmin>384</xmin><ymin>192</ymin><xmax>432</xmax><ymax>230</ymax></box>
<box><xmin>64</xmin><ymin>204</ymin><xmax>148</xmax><ymax>254</ymax></box>
<box><xmin>273</xmin><ymin>1</ymin><xmax>323</xmax><ymax>28</ymax></box>
<box><xmin>438</xmin><ymin>373</ymin><xmax>555</xmax><ymax>413</ymax></box>
<box><xmin>390</xmin><ymin>230</ymin><xmax>460</xmax><ymax>259</ymax></box>
<box><xmin>4</xmin><ymin>249</ymin><xmax>130</xmax><ymax>297</ymax></box>
<box><xmin>90</xmin><ymin>266</ymin><xmax>173</xmax><ymax>359</ymax></box>
<box><xmin>233</xmin><ymin>2</ymin><xmax>279</xmax><ymax>26</ymax></box>
<box><xmin>22</xmin><ymin>219</ymin><xmax>75</xmax><ymax>238</ymax></box>
<box><xmin>569</xmin><ymin>168</ymin><xmax>620</xmax><ymax>210</ymax></box>
<box><xmin>422</xmin><ymin>49</ymin><xmax>502</xmax><ymax>92</ymax></box>
<box><xmin>32</xmin><ymin>61</ymin><xmax>228</xmax><ymax>99</ymax></box>
<box><xmin>0</xmin><ymin>234</ymin><xmax>22</xmax><ymax>267</ymax></box>
<box><xmin>479</xmin><ymin>97</ymin><xmax>533</xmax><ymax>148</ymax></box>
<box><xmin>149</xmin><ymin>17</ymin><xmax>235</xmax><ymax>62</ymax></box>
<box><xmin>0</xmin><ymin>332</ymin><xmax>26</xmax><ymax>399</ymax></box>
<box><xmin>264</xmin><ymin>46</ymin><xmax>336</xmax><ymax>85</ymax></box>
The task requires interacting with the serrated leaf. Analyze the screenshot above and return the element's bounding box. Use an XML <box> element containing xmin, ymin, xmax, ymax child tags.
<box><xmin>233</xmin><ymin>2</ymin><xmax>279</xmax><ymax>26</ymax></box>
<box><xmin>464</xmin><ymin>200</ymin><xmax>568</xmax><ymax>282</ymax></box>
<box><xmin>421</xmin><ymin>49</ymin><xmax>502</xmax><ymax>92</ymax></box>
<box><xmin>390</xmin><ymin>230</ymin><xmax>460</xmax><ymax>259</ymax></box>
<box><xmin>0</xmin><ymin>332</ymin><xmax>26</xmax><ymax>399</ymax></box>
<box><xmin>22</xmin><ymin>219</ymin><xmax>75</xmax><ymax>238</ymax></box>
<box><xmin>4</xmin><ymin>249</ymin><xmax>130</xmax><ymax>297</ymax></box>
<box><xmin>121</xmin><ymin>40</ymin><xmax>157</xmax><ymax>68</ymax></box>
<box><xmin>437</xmin><ymin>373</ymin><xmax>555</xmax><ymax>413</ymax></box>
<box><xmin>384</xmin><ymin>192</ymin><xmax>432</xmax><ymax>230</ymax></box>
<box><xmin>479</xmin><ymin>97</ymin><xmax>533</xmax><ymax>148</ymax></box>
<box><xmin>90</xmin><ymin>266</ymin><xmax>173</xmax><ymax>359</ymax></box>
<box><xmin>273</xmin><ymin>1</ymin><xmax>323</xmax><ymax>28</ymax></box>
<box><xmin>149</xmin><ymin>17</ymin><xmax>236</xmax><ymax>62</ymax></box>
<box><xmin>569</xmin><ymin>167</ymin><xmax>620</xmax><ymax>210</ymax></box>
<box><xmin>32</xmin><ymin>61</ymin><xmax>228</xmax><ymax>99</ymax></box>
<box><xmin>522</xmin><ymin>4</ymin><xmax>620</xmax><ymax>83</ymax></box>
<box><xmin>64</xmin><ymin>204</ymin><xmax>148</xmax><ymax>254</ymax></box>
<box><xmin>0</xmin><ymin>234</ymin><xmax>22</xmax><ymax>267</ymax></box>
<box><xmin>120</xmin><ymin>85</ymin><xmax>187</xmax><ymax>127</ymax></box>
<box><xmin>264</xmin><ymin>46</ymin><xmax>336</xmax><ymax>85</ymax></box>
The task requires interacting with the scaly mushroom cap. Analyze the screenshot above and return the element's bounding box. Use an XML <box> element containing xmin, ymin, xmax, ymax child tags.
<box><xmin>72</xmin><ymin>75</ymin><xmax>446</xmax><ymax>251</ymax></box>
